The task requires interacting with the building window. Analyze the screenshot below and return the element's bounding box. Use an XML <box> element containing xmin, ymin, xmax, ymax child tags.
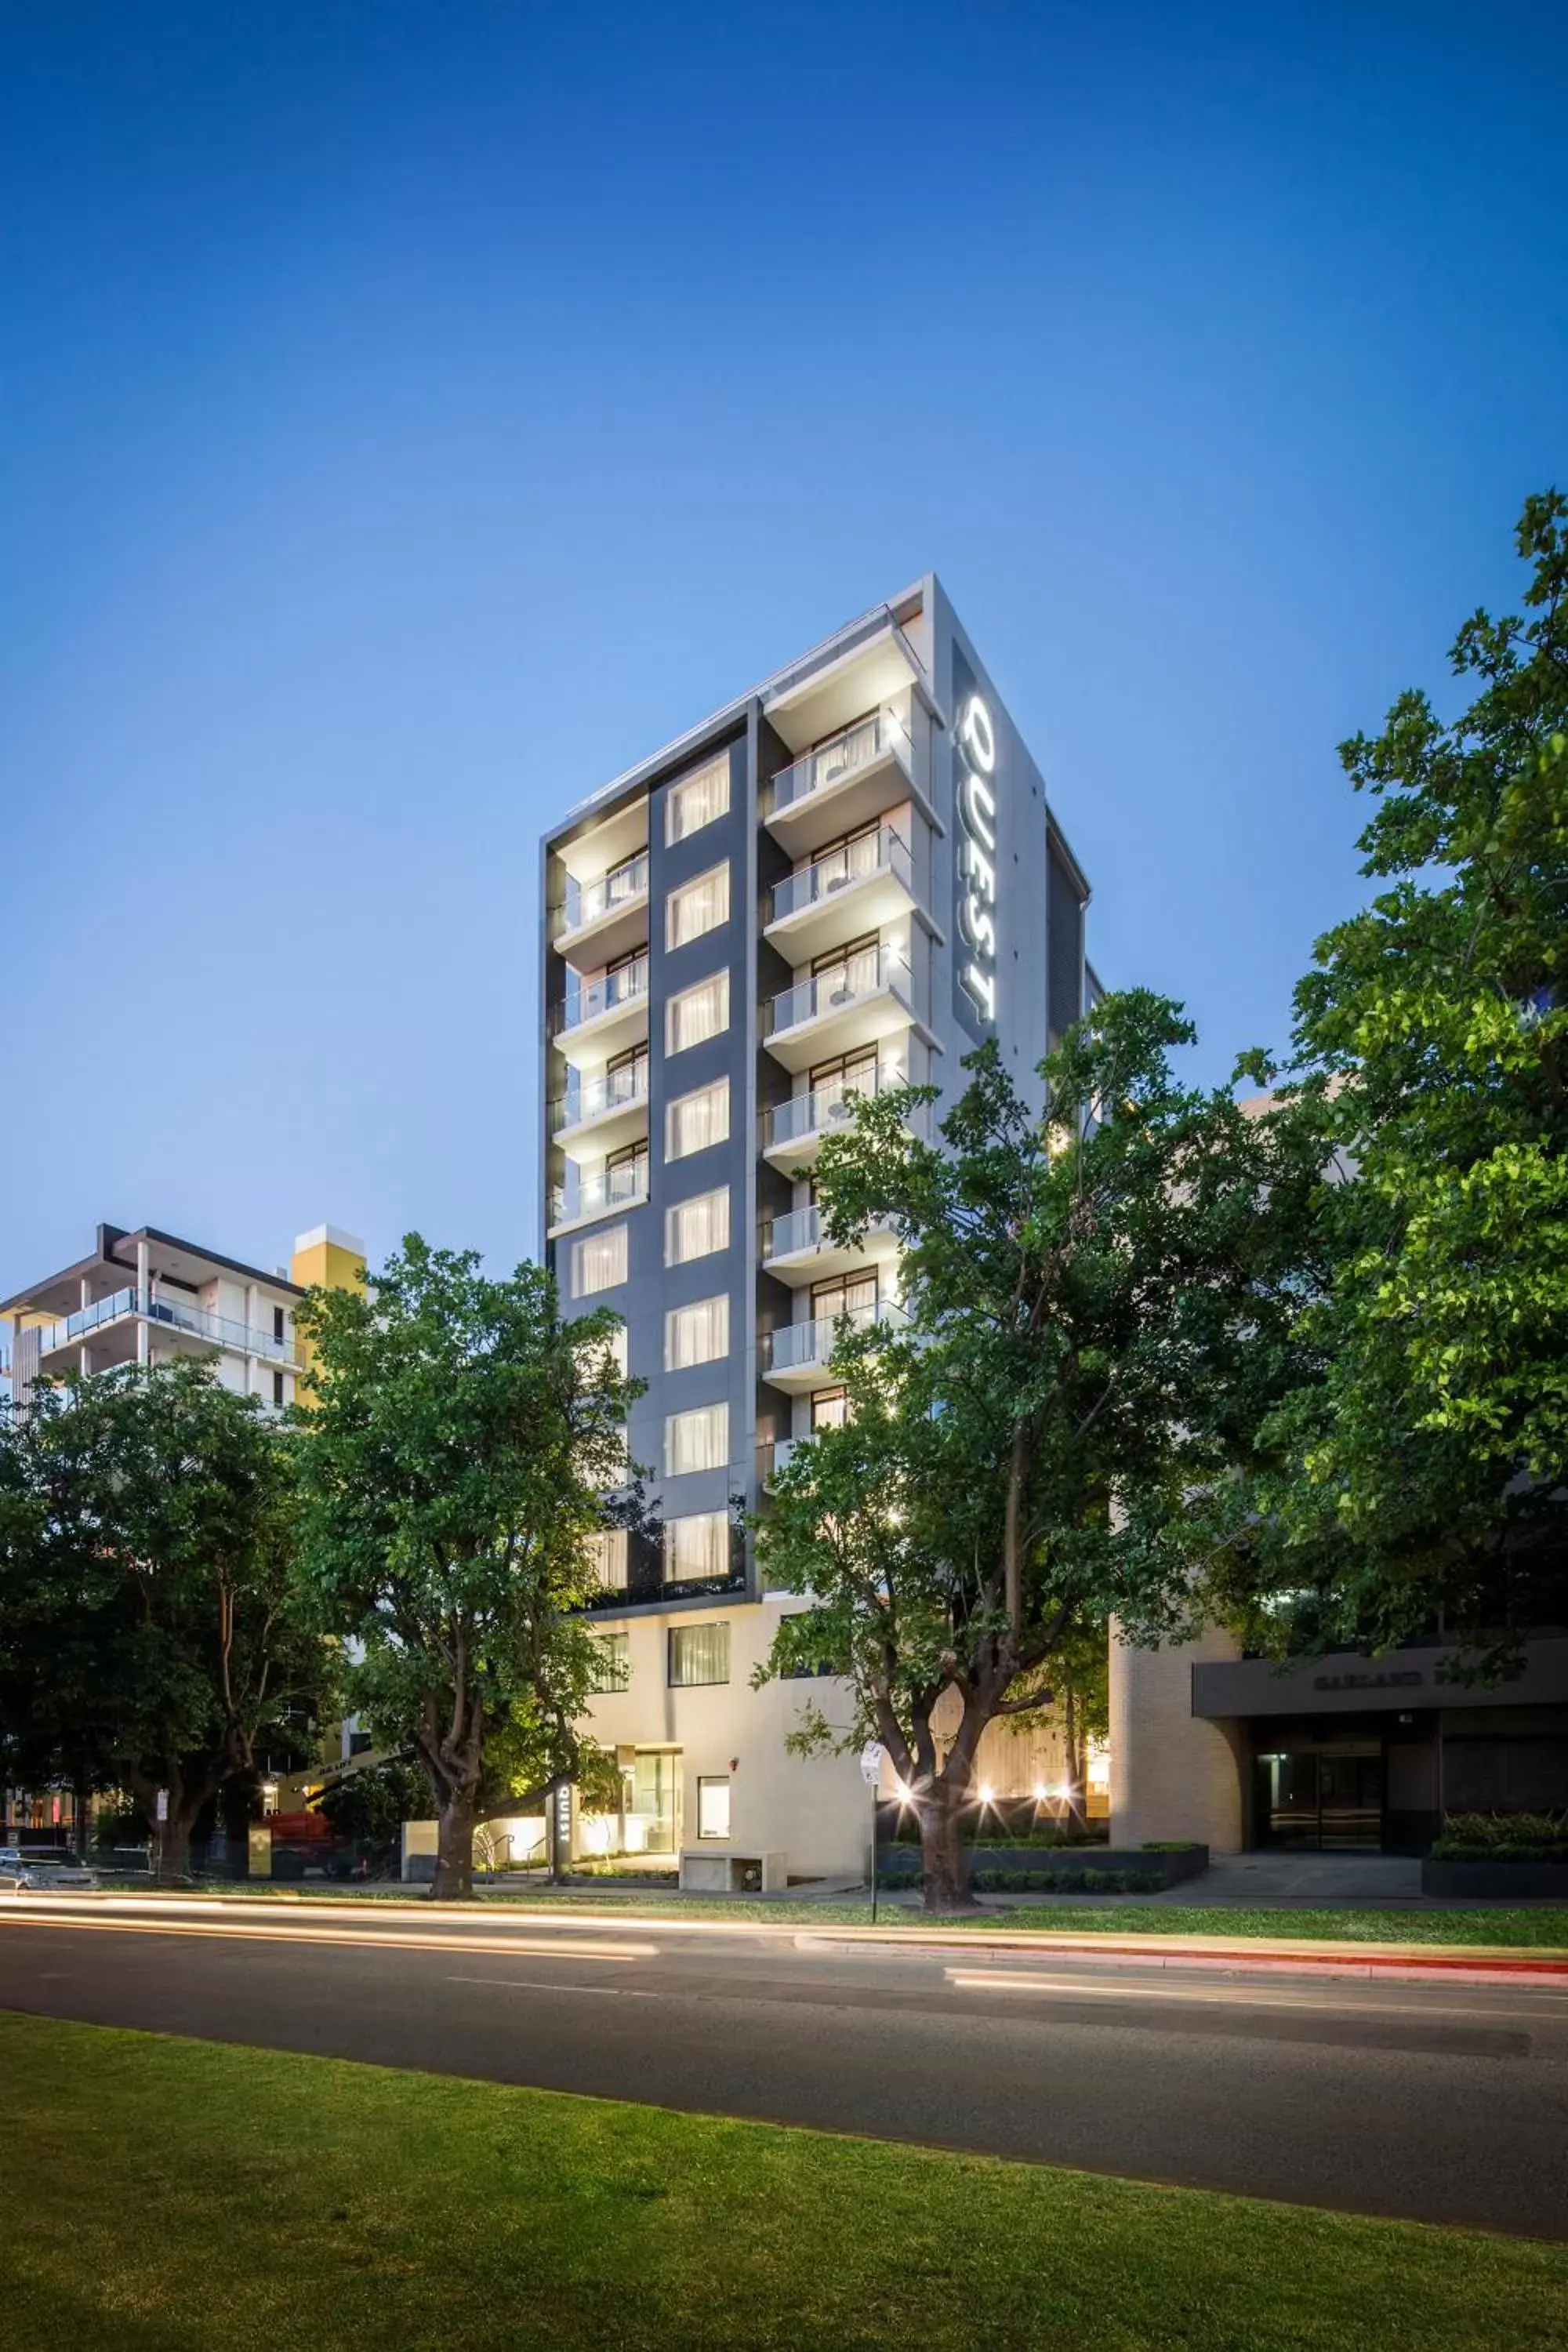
<box><xmin>666</xmin><ymin>862</ymin><xmax>730</xmax><ymax>950</ymax></box>
<box><xmin>666</xmin><ymin>969</ymin><xmax>730</xmax><ymax>1056</ymax></box>
<box><xmin>666</xmin><ymin>754</ymin><xmax>730</xmax><ymax>845</ymax></box>
<box><xmin>669</xmin><ymin>1623</ymin><xmax>730</xmax><ymax>1688</ymax></box>
<box><xmin>666</xmin><ymin>1076</ymin><xmax>729</xmax><ymax>1162</ymax></box>
<box><xmin>664</xmin><ymin>1509</ymin><xmax>731</xmax><ymax>1583</ymax></box>
<box><xmin>273</xmin><ymin>1305</ymin><xmax>286</xmax><ymax>1342</ymax></box>
<box><xmin>590</xmin><ymin>1632</ymin><xmax>630</xmax><ymax>1693</ymax></box>
<box><xmin>591</xmin><ymin>1528</ymin><xmax>629</xmax><ymax>1592</ymax></box>
<box><xmin>811</xmin><ymin>1386</ymin><xmax>849</xmax><ymax>1431</ymax></box>
<box><xmin>666</xmin><ymin>1186</ymin><xmax>730</xmax><ymax>1266</ymax></box>
<box><xmin>665</xmin><ymin>1294</ymin><xmax>728</xmax><ymax>1372</ymax></box>
<box><xmin>697</xmin><ymin>1775</ymin><xmax>731</xmax><ymax>1838</ymax></box>
<box><xmin>271</xmin><ymin>1370</ymin><xmax>285</xmax><ymax>1407</ymax></box>
<box><xmin>665</xmin><ymin>1401</ymin><xmax>728</xmax><ymax>1477</ymax></box>
<box><xmin>571</xmin><ymin>1224</ymin><xmax>628</xmax><ymax>1297</ymax></box>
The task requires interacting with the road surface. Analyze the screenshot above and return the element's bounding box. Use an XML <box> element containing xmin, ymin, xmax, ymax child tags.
<box><xmin>2</xmin><ymin>1896</ymin><xmax>1565</xmax><ymax>2237</ymax></box>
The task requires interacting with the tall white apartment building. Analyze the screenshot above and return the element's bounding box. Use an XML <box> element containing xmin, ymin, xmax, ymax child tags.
<box><xmin>539</xmin><ymin>579</ymin><xmax>1100</xmax><ymax>1882</ymax></box>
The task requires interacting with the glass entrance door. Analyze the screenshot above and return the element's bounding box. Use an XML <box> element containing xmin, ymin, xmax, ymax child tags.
<box><xmin>633</xmin><ymin>1750</ymin><xmax>684</xmax><ymax>1855</ymax></box>
<box><xmin>1257</xmin><ymin>1750</ymin><xmax>1383</xmax><ymax>1849</ymax></box>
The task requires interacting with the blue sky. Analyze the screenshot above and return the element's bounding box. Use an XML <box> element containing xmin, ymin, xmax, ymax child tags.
<box><xmin>2</xmin><ymin>1</ymin><xmax>1563</xmax><ymax>1291</ymax></box>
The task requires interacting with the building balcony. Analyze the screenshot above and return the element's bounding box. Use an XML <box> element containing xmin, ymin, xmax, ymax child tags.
<box><xmin>759</xmin><ymin>1203</ymin><xmax>899</xmax><ymax>1288</ymax></box>
<box><xmin>550</xmin><ymin>1061</ymin><xmax>650</xmax><ymax>1155</ymax></box>
<box><xmin>551</xmin><ymin>851</ymin><xmax>650</xmax><ymax>969</ymax></box>
<box><xmin>761</xmin><ymin>1298</ymin><xmax>909</xmax><ymax>1392</ymax></box>
<box><xmin>760</xmin><ymin>1059</ymin><xmax>908</xmax><ymax>1173</ymax></box>
<box><xmin>764</xmin><ymin>823</ymin><xmax>916</xmax><ymax>965</ymax></box>
<box><xmin>38</xmin><ymin>1287</ymin><xmax>300</xmax><ymax>1371</ymax></box>
<box><xmin>764</xmin><ymin>707</ymin><xmax>936</xmax><ymax>858</ymax></box>
<box><xmin>763</xmin><ymin>946</ymin><xmax>915</xmax><ymax>1073</ymax></box>
<box><xmin>549</xmin><ymin>1155</ymin><xmax>650</xmax><ymax>1239</ymax></box>
<box><xmin>551</xmin><ymin>956</ymin><xmax>650</xmax><ymax>1065</ymax></box>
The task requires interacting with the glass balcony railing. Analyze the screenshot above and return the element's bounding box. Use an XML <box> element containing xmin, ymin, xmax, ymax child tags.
<box><xmin>763</xmin><ymin>1298</ymin><xmax>907</xmax><ymax>1375</ymax></box>
<box><xmin>770</xmin><ymin>824</ymin><xmax>911</xmax><ymax>926</ymax></box>
<box><xmin>768</xmin><ymin>706</ymin><xmax>913</xmax><ymax>819</ymax></box>
<box><xmin>551</xmin><ymin>1059</ymin><xmax>650</xmax><ymax>1137</ymax></box>
<box><xmin>555</xmin><ymin>852</ymin><xmax>648</xmax><ymax>938</ymax></box>
<box><xmin>550</xmin><ymin>1156</ymin><xmax>650</xmax><ymax>1228</ymax></box>
<box><xmin>766</xmin><ymin>945</ymin><xmax>911</xmax><ymax>1038</ymax></box>
<box><xmin>40</xmin><ymin>1287</ymin><xmax>297</xmax><ymax>1365</ymax></box>
<box><xmin>556</xmin><ymin>956</ymin><xmax>649</xmax><ymax>1035</ymax></box>
<box><xmin>763</xmin><ymin>1061</ymin><xmax>904</xmax><ymax>1153</ymax></box>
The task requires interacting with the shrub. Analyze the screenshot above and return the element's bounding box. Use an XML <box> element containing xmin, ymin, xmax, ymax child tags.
<box><xmin>1430</xmin><ymin>1811</ymin><xmax>1568</xmax><ymax>1862</ymax></box>
<box><xmin>880</xmin><ymin>1867</ymin><xmax>1163</xmax><ymax>1894</ymax></box>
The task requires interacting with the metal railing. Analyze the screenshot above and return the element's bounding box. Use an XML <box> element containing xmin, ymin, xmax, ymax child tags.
<box><xmin>550</xmin><ymin>1156</ymin><xmax>650</xmax><ymax>1228</ymax></box>
<box><xmin>763</xmin><ymin>1298</ymin><xmax>907</xmax><ymax>1375</ymax></box>
<box><xmin>766</xmin><ymin>945</ymin><xmax>911</xmax><ymax>1038</ymax></box>
<box><xmin>764</xmin><ymin>1060</ymin><xmax>904</xmax><ymax>1152</ymax></box>
<box><xmin>551</xmin><ymin>1059</ymin><xmax>650</xmax><ymax>1137</ymax></box>
<box><xmin>768</xmin><ymin>706</ymin><xmax>913</xmax><ymax>818</ymax></box>
<box><xmin>555</xmin><ymin>851</ymin><xmax>649</xmax><ymax>938</ymax></box>
<box><xmin>770</xmin><ymin>824</ymin><xmax>911</xmax><ymax>925</ymax></box>
<box><xmin>556</xmin><ymin>955</ymin><xmax>649</xmax><ymax>1035</ymax></box>
<box><xmin>40</xmin><ymin>1287</ymin><xmax>298</xmax><ymax>1365</ymax></box>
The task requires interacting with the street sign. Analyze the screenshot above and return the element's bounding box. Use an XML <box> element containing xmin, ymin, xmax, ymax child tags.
<box><xmin>154</xmin><ymin>1789</ymin><xmax>169</xmax><ymax>1824</ymax></box>
<box><xmin>858</xmin><ymin>1740</ymin><xmax>884</xmax><ymax>1787</ymax></box>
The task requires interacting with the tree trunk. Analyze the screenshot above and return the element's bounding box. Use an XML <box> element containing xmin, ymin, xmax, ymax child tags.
<box><xmin>154</xmin><ymin>1803</ymin><xmax>198</xmax><ymax>1886</ymax></box>
<box><xmin>919</xmin><ymin>1773</ymin><xmax>979</xmax><ymax>1914</ymax></box>
<box><xmin>431</xmin><ymin>1788</ymin><xmax>477</xmax><ymax>1900</ymax></box>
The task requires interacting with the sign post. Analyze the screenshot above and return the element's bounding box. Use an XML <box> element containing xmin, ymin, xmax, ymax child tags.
<box><xmin>859</xmin><ymin>1741</ymin><xmax>885</xmax><ymax>1926</ymax></box>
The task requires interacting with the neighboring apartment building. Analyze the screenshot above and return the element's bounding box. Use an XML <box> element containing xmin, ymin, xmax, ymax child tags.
<box><xmin>539</xmin><ymin>577</ymin><xmax>1100</xmax><ymax>1879</ymax></box>
<box><xmin>1</xmin><ymin>1220</ymin><xmax>366</xmax><ymax>1849</ymax></box>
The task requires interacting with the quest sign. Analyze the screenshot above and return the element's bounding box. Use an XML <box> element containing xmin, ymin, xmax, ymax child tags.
<box><xmin>952</xmin><ymin>646</ymin><xmax>1000</xmax><ymax>1036</ymax></box>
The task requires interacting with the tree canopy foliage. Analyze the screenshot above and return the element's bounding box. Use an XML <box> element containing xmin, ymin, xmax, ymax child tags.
<box><xmin>1227</xmin><ymin>491</ymin><xmax>1568</xmax><ymax>1665</ymax></box>
<box><xmin>0</xmin><ymin>1359</ymin><xmax>328</xmax><ymax>1878</ymax></box>
<box><xmin>756</xmin><ymin>992</ymin><xmax>1319</xmax><ymax>1908</ymax></box>
<box><xmin>292</xmin><ymin>1234</ymin><xmax>638</xmax><ymax>1896</ymax></box>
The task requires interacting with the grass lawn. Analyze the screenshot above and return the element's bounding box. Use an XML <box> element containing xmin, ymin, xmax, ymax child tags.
<box><xmin>205</xmin><ymin>1884</ymin><xmax>1568</xmax><ymax>1948</ymax></box>
<box><xmin>4</xmin><ymin>2011</ymin><xmax>1566</xmax><ymax>2352</ymax></box>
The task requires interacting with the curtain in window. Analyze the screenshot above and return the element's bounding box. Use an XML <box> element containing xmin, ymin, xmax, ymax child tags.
<box><xmin>666</xmin><ymin>1294</ymin><xmax>728</xmax><ymax>1370</ymax></box>
<box><xmin>668</xmin><ymin>1622</ymin><xmax>730</xmax><ymax>1686</ymax></box>
<box><xmin>666</xmin><ymin>756</ymin><xmax>730</xmax><ymax>844</ymax></box>
<box><xmin>666</xmin><ymin>1188</ymin><xmax>730</xmax><ymax>1265</ymax></box>
<box><xmin>664</xmin><ymin>1402</ymin><xmax>728</xmax><ymax>1476</ymax></box>
<box><xmin>666</xmin><ymin>862</ymin><xmax>730</xmax><ymax>949</ymax></box>
<box><xmin>666</xmin><ymin>1077</ymin><xmax>729</xmax><ymax>1160</ymax></box>
<box><xmin>666</xmin><ymin>970</ymin><xmax>730</xmax><ymax>1054</ymax></box>
<box><xmin>572</xmin><ymin>1224</ymin><xmax>627</xmax><ymax>1296</ymax></box>
<box><xmin>664</xmin><ymin>1509</ymin><xmax>729</xmax><ymax>1579</ymax></box>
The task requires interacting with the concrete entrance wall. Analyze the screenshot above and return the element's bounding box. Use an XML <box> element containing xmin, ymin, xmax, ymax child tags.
<box><xmin>1109</xmin><ymin>1622</ymin><xmax>1247</xmax><ymax>1853</ymax></box>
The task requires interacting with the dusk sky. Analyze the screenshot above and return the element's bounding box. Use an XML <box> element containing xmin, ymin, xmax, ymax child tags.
<box><xmin>2</xmin><ymin>1</ymin><xmax>1563</xmax><ymax>1292</ymax></box>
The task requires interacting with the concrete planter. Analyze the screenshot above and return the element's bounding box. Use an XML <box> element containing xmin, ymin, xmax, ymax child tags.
<box><xmin>1421</xmin><ymin>1857</ymin><xmax>1568</xmax><ymax>1899</ymax></box>
<box><xmin>878</xmin><ymin>1842</ymin><xmax>1208</xmax><ymax>1888</ymax></box>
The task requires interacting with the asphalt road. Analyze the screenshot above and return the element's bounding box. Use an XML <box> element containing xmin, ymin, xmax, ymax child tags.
<box><xmin>2</xmin><ymin>1897</ymin><xmax>1566</xmax><ymax>2238</ymax></box>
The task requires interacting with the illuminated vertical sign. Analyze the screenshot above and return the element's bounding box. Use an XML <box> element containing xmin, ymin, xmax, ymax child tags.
<box><xmin>953</xmin><ymin>659</ymin><xmax>999</xmax><ymax>1031</ymax></box>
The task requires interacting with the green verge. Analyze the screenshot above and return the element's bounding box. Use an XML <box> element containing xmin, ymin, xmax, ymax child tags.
<box><xmin>192</xmin><ymin>1884</ymin><xmax>1568</xmax><ymax>1948</ymax></box>
<box><xmin>3</xmin><ymin>2012</ymin><xmax>1564</xmax><ymax>2352</ymax></box>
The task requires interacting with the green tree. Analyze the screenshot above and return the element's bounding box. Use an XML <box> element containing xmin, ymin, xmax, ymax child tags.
<box><xmin>756</xmin><ymin>996</ymin><xmax>1316</xmax><ymax>1911</ymax></box>
<box><xmin>0</xmin><ymin>1359</ymin><xmax>329</xmax><ymax>1881</ymax></box>
<box><xmin>1234</xmin><ymin>491</ymin><xmax>1568</xmax><ymax>1664</ymax></box>
<box><xmin>292</xmin><ymin>1235</ymin><xmax>639</xmax><ymax>1900</ymax></box>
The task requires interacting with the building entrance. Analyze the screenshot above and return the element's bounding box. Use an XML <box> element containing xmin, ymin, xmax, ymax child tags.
<box><xmin>1255</xmin><ymin>1748</ymin><xmax>1382</xmax><ymax>1850</ymax></box>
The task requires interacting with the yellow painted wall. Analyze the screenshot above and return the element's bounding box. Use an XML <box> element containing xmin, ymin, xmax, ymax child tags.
<box><xmin>289</xmin><ymin>1232</ymin><xmax>366</xmax><ymax>1389</ymax></box>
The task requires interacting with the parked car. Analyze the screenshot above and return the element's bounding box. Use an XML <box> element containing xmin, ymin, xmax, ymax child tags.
<box><xmin>0</xmin><ymin>1847</ymin><xmax>100</xmax><ymax>1893</ymax></box>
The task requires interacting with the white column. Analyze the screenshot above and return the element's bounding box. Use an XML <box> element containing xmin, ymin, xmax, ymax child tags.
<box><xmin>245</xmin><ymin>1282</ymin><xmax>259</xmax><ymax>1396</ymax></box>
<box><xmin>78</xmin><ymin>1276</ymin><xmax>94</xmax><ymax>1380</ymax></box>
<box><xmin>136</xmin><ymin>1240</ymin><xmax>150</xmax><ymax>1365</ymax></box>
